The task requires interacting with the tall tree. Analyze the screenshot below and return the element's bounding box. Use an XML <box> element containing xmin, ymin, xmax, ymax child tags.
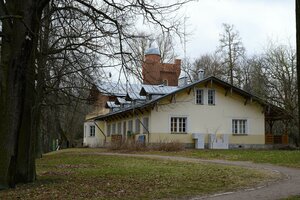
<box><xmin>217</xmin><ymin>23</ymin><xmax>245</xmax><ymax>86</ymax></box>
<box><xmin>0</xmin><ymin>0</ymin><xmax>191</xmax><ymax>189</ymax></box>
<box><xmin>0</xmin><ymin>0</ymin><xmax>50</xmax><ymax>189</ymax></box>
<box><xmin>191</xmin><ymin>53</ymin><xmax>224</xmax><ymax>81</ymax></box>
<box><xmin>296</xmin><ymin>0</ymin><xmax>300</xmax><ymax>144</ymax></box>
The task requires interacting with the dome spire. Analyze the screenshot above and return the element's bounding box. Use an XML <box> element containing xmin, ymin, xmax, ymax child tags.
<box><xmin>145</xmin><ymin>39</ymin><xmax>160</xmax><ymax>55</ymax></box>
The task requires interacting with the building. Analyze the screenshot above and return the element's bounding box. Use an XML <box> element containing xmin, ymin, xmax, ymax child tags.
<box><xmin>84</xmin><ymin>47</ymin><xmax>288</xmax><ymax>149</ymax></box>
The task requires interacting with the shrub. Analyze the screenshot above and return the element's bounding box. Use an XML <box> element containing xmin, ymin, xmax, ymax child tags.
<box><xmin>108</xmin><ymin>138</ymin><xmax>185</xmax><ymax>152</ymax></box>
<box><xmin>151</xmin><ymin>140</ymin><xmax>185</xmax><ymax>152</ymax></box>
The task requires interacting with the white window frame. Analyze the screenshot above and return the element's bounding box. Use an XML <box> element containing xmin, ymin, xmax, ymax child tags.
<box><xmin>232</xmin><ymin>119</ymin><xmax>248</xmax><ymax>135</ymax></box>
<box><xmin>195</xmin><ymin>88</ymin><xmax>204</xmax><ymax>105</ymax></box>
<box><xmin>208</xmin><ymin>89</ymin><xmax>215</xmax><ymax>105</ymax></box>
<box><xmin>89</xmin><ymin>125</ymin><xmax>95</xmax><ymax>137</ymax></box>
<box><xmin>170</xmin><ymin>116</ymin><xmax>188</xmax><ymax>133</ymax></box>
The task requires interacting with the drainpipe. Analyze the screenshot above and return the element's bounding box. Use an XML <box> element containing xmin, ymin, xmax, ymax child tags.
<box><xmin>133</xmin><ymin>109</ymin><xmax>150</xmax><ymax>144</ymax></box>
<box><xmin>94</xmin><ymin>121</ymin><xmax>107</xmax><ymax>146</ymax></box>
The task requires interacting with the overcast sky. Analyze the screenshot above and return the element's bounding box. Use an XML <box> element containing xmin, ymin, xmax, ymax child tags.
<box><xmin>178</xmin><ymin>0</ymin><xmax>295</xmax><ymax>60</ymax></box>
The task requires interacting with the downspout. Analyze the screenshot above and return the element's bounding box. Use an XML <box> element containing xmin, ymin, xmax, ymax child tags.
<box><xmin>94</xmin><ymin>121</ymin><xmax>107</xmax><ymax>146</ymax></box>
<box><xmin>133</xmin><ymin>109</ymin><xmax>150</xmax><ymax>144</ymax></box>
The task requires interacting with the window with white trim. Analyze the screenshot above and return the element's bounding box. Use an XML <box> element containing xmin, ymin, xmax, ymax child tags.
<box><xmin>142</xmin><ymin>117</ymin><xmax>149</xmax><ymax>134</ymax></box>
<box><xmin>232</xmin><ymin>119</ymin><xmax>247</xmax><ymax>134</ymax></box>
<box><xmin>135</xmin><ymin>118</ymin><xmax>140</xmax><ymax>134</ymax></box>
<box><xmin>170</xmin><ymin>117</ymin><xmax>187</xmax><ymax>133</ymax></box>
<box><xmin>208</xmin><ymin>89</ymin><xmax>215</xmax><ymax>105</ymax></box>
<box><xmin>89</xmin><ymin>125</ymin><xmax>95</xmax><ymax>137</ymax></box>
<box><xmin>107</xmin><ymin>124</ymin><xmax>111</xmax><ymax>137</ymax></box>
<box><xmin>195</xmin><ymin>89</ymin><xmax>203</xmax><ymax>104</ymax></box>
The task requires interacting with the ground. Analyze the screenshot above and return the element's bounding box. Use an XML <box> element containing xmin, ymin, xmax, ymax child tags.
<box><xmin>0</xmin><ymin>148</ymin><xmax>281</xmax><ymax>200</ymax></box>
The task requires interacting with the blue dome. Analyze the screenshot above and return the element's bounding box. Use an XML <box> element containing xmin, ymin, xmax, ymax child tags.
<box><xmin>145</xmin><ymin>47</ymin><xmax>160</xmax><ymax>55</ymax></box>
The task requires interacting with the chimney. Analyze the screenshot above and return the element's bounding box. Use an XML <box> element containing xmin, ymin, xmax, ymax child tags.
<box><xmin>178</xmin><ymin>76</ymin><xmax>188</xmax><ymax>87</ymax></box>
<box><xmin>198</xmin><ymin>69</ymin><xmax>205</xmax><ymax>80</ymax></box>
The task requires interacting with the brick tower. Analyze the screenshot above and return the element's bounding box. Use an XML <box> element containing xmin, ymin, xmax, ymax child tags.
<box><xmin>142</xmin><ymin>47</ymin><xmax>181</xmax><ymax>86</ymax></box>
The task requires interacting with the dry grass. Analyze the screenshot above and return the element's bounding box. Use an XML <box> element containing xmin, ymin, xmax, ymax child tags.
<box><xmin>0</xmin><ymin>148</ymin><xmax>278</xmax><ymax>200</ymax></box>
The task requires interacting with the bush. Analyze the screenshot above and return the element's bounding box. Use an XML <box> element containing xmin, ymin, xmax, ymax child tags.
<box><xmin>108</xmin><ymin>139</ymin><xmax>147</xmax><ymax>152</ymax></box>
<box><xmin>150</xmin><ymin>140</ymin><xmax>185</xmax><ymax>152</ymax></box>
<box><xmin>108</xmin><ymin>139</ymin><xmax>185</xmax><ymax>152</ymax></box>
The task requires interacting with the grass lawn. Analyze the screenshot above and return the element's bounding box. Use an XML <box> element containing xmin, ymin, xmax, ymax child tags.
<box><xmin>0</xmin><ymin>148</ymin><xmax>278</xmax><ymax>200</ymax></box>
<box><xmin>135</xmin><ymin>149</ymin><xmax>300</xmax><ymax>168</ymax></box>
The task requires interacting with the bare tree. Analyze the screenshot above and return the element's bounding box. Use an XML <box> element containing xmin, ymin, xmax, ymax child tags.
<box><xmin>296</xmin><ymin>0</ymin><xmax>300</xmax><ymax>145</ymax></box>
<box><xmin>191</xmin><ymin>53</ymin><xmax>224</xmax><ymax>81</ymax></box>
<box><xmin>217</xmin><ymin>23</ymin><xmax>245</xmax><ymax>86</ymax></box>
<box><xmin>0</xmin><ymin>0</ymin><xmax>191</xmax><ymax>189</ymax></box>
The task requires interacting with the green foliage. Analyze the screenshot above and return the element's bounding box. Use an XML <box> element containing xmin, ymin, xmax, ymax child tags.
<box><xmin>0</xmin><ymin>149</ymin><xmax>276</xmax><ymax>199</ymax></box>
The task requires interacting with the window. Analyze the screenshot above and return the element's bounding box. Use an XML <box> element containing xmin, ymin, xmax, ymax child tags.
<box><xmin>90</xmin><ymin>125</ymin><xmax>95</xmax><ymax>137</ymax></box>
<box><xmin>123</xmin><ymin>121</ymin><xmax>127</xmax><ymax>136</ymax></box>
<box><xmin>163</xmin><ymin>79</ymin><xmax>168</xmax><ymax>86</ymax></box>
<box><xmin>117</xmin><ymin>122</ymin><xmax>122</xmax><ymax>134</ymax></box>
<box><xmin>170</xmin><ymin>117</ymin><xmax>187</xmax><ymax>133</ymax></box>
<box><xmin>107</xmin><ymin>124</ymin><xmax>111</xmax><ymax>137</ymax></box>
<box><xmin>142</xmin><ymin>117</ymin><xmax>149</xmax><ymax>134</ymax></box>
<box><xmin>135</xmin><ymin>118</ymin><xmax>140</xmax><ymax>134</ymax></box>
<box><xmin>112</xmin><ymin>123</ymin><xmax>116</xmax><ymax>135</ymax></box>
<box><xmin>232</xmin><ymin>119</ymin><xmax>247</xmax><ymax>134</ymax></box>
<box><xmin>128</xmin><ymin>120</ymin><xmax>133</xmax><ymax>132</ymax></box>
<box><xmin>208</xmin><ymin>89</ymin><xmax>215</xmax><ymax>105</ymax></box>
<box><xmin>195</xmin><ymin>89</ymin><xmax>203</xmax><ymax>104</ymax></box>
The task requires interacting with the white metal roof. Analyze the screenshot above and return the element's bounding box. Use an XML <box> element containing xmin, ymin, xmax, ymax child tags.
<box><xmin>140</xmin><ymin>84</ymin><xmax>179</xmax><ymax>96</ymax></box>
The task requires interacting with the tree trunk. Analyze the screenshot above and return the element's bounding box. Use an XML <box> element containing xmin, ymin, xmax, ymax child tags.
<box><xmin>0</xmin><ymin>0</ymin><xmax>49</xmax><ymax>189</ymax></box>
<box><xmin>297</xmin><ymin>0</ymin><xmax>300</xmax><ymax>146</ymax></box>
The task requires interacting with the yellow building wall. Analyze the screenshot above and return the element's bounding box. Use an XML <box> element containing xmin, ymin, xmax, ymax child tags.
<box><xmin>83</xmin><ymin>121</ymin><xmax>106</xmax><ymax>147</ymax></box>
<box><xmin>87</xmin><ymin>82</ymin><xmax>265</xmax><ymax>147</ymax></box>
<box><xmin>149</xmin><ymin>83</ymin><xmax>265</xmax><ymax>145</ymax></box>
<box><xmin>102</xmin><ymin>113</ymin><xmax>150</xmax><ymax>145</ymax></box>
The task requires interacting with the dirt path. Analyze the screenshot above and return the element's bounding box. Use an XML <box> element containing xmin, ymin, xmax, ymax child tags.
<box><xmin>97</xmin><ymin>152</ymin><xmax>300</xmax><ymax>200</ymax></box>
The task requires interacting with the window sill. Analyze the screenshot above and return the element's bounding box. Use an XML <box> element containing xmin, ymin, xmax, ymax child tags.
<box><xmin>232</xmin><ymin>134</ymin><xmax>248</xmax><ymax>136</ymax></box>
<box><xmin>171</xmin><ymin>132</ymin><xmax>188</xmax><ymax>134</ymax></box>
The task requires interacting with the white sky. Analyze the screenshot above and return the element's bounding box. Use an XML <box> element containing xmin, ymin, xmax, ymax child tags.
<box><xmin>178</xmin><ymin>0</ymin><xmax>295</xmax><ymax>60</ymax></box>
